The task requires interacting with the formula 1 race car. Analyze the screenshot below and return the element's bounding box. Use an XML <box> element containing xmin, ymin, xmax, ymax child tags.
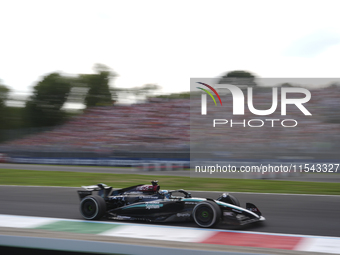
<box><xmin>77</xmin><ymin>181</ymin><xmax>265</xmax><ymax>228</ymax></box>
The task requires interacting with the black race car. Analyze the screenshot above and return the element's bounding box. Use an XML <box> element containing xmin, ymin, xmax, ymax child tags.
<box><xmin>77</xmin><ymin>181</ymin><xmax>265</xmax><ymax>228</ymax></box>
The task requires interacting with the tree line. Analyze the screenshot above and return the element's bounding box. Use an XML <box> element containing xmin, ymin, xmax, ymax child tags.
<box><xmin>0</xmin><ymin>64</ymin><xmax>118</xmax><ymax>143</ymax></box>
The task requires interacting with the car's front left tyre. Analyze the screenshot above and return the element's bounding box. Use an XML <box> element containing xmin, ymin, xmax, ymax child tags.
<box><xmin>80</xmin><ymin>195</ymin><xmax>106</xmax><ymax>220</ymax></box>
<box><xmin>192</xmin><ymin>201</ymin><xmax>221</xmax><ymax>228</ymax></box>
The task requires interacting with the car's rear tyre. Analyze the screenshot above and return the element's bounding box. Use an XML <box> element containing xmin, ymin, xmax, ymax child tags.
<box><xmin>193</xmin><ymin>201</ymin><xmax>221</xmax><ymax>228</ymax></box>
<box><xmin>80</xmin><ymin>195</ymin><xmax>106</xmax><ymax>220</ymax></box>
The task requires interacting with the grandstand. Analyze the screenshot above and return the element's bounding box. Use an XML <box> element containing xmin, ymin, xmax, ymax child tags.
<box><xmin>1</xmin><ymin>86</ymin><xmax>340</xmax><ymax>160</ymax></box>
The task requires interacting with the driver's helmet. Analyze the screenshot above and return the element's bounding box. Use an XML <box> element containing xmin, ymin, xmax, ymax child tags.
<box><xmin>159</xmin><ymin>190</ymin><xmax>170</xmax><ymax>199</ymax></box>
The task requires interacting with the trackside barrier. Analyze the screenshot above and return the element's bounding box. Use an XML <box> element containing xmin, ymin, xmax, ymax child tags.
<box><xmin>137</xmin><ymin>162</ymin><xmax>185</xmax><ymax>171</ymax></box>
<box><xmin>9</xmin><ymin>157</ymin><xmax>189</xmax><ymax>171</ymax></box>
<box><xmin>9</xmin><ymin>157</ymin><xmax>339</xmax><ymax>177</ymax></box>
<box><xmin>242</xmin><ymin>166</ymin><xmax>302</xmax><ymax>179</ymax></box>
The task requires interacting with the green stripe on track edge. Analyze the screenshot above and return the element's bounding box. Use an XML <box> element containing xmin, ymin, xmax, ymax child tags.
<box><xmin>34</xmin><ymin>221</ymin><xmax>121</xmax><ymax>234</ymax></box>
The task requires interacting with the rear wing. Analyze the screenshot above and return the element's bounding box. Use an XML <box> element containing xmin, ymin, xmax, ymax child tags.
<box><xmin>77</xmin><ymin>183</ymin><xmax>112</xmax><ymax>200</ymax></box>
<box><xmin>81</xmin><ymin>184</ymin><xmax>110</xmax><ymax>191</ymax></box>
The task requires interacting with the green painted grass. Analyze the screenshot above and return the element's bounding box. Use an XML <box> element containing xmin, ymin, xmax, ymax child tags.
<box><xmin>0</xmin><ymin>169</ymin><xmax>339</xmax><ymax>195</ymax></box>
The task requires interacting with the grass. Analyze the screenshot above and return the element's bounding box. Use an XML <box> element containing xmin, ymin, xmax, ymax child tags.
<box><xmin>0</xmin><ymin>169</ymin><xmax>340</xmax><ymax>195</ymax></box>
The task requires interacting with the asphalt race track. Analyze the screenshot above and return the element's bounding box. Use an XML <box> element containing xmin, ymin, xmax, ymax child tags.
<box><xmin>1</xmin><ymin>185</ymin><xmax>340</xmax><ymax>237</ymax></box>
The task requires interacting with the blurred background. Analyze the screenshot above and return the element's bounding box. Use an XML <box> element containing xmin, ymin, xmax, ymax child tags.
<box><xmin>0</xmin><ymin>66</ymin><xmax>191</xmax><ymax>162</ymax></box>
<box><xmin>1</xmin><ymin>70</ymin><xmax>340</xmax><ymax>168</ymax></box>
